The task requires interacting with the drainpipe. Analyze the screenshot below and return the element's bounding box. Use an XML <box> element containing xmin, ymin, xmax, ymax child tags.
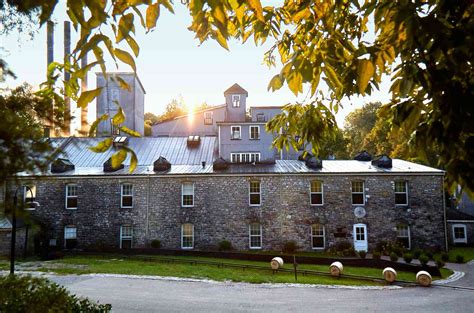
<box><xmin>443</xmin><ymin>177</ymin><xmax>448</xmax><ymax>252</ymax></box>
<box><xmin>145</xmin><ymin>176</ymin><xmax>150</xmax><ymax>246</ymax></box>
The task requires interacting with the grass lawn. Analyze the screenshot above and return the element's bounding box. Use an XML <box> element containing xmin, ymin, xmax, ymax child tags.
<box><xmin>440</xmin><ymin>247</ymin><xmax>474</xmax><ymax>263</ymax></box>
<box><xmin>14</xmin><ymin>254</ymin><xmax>452</xmax><ymax>286</ymax></box>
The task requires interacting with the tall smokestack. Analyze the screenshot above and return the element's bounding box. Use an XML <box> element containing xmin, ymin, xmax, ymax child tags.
<box><xmin>63</xmin><ymin>21</ymin><xmax>71</xmax><ymax>136</ymax></box>
<box><xmin>80</xmin><ymin>54</ymin><xmax>89</xmax><ymax>135</ymax></box>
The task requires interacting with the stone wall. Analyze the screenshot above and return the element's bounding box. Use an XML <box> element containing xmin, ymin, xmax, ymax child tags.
<box><xmin>0</xmin><ymin>229</ymin><xmax>26</xmax><ymax>256</ymax></box>
<box><xmin>8</xmin><ymin>173</ymin><xmax>446</xmax><ymax>252</ymax></box>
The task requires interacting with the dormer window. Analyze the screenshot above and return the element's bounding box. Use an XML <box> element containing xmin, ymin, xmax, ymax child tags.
<box><xmin>256</xmin><ymin>113</ymin><xmax>266</xmax><ymax>122</ymax></box>
<box><xmin>231</xmin><ymin>126</ymin><xmax>241</xmax><ymax>140</ymax></box>
<box><xmin>232</xmin><ymin>95</ymin><xmax>240</xmax><ymax>107</ymax></box>
<box><xmin>204</xmin><ymin>111</ymin><xmax>213</xmax><ymax>125</ymax></box>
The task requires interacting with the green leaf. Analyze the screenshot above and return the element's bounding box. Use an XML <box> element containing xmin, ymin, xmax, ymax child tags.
<box><xmin>89</xmin><ymin>114</ymin><xmax>109</xmax><ymax>137</ymax></box>
<box><xmin>119</xmin><ymin>125</ymin><xmax>141</xmax><ymax>137</ymax></box>
<box><xmin>114</xmin><ymin>48</ymin><xmax>136</xmax><ymax>72</ymax></box>
<box><xmin>287</xmin><ymin>71</ymin><xmax>303</xmax><ymax>96</ymax></box>
<box><xmin>125</xmin><ymin>35</ymin><xmax>140</xmax><ymax>57</ymax></box>
<box><xmin>268</xmin><ymin>74</ymin><xmax>283</xmax><ymax>91</ymax></box>
<box><xmin>323</xmin><ymin>64</ymin><xmax>342</xmax><ymax>90</ymax></box>
<box><xmin>116</xmin><ymin>76</ymin><xmax>131</xmax><ymax>92</ymax></box>
<box><xmin>77</xmin><ymin>88</ymin><xmax>102</xmax><ymax>108</ymax></box>
<box><xmin>146</xmin><ymin>3</ymin><xmax>160</xmax><ymax>30</ymax></box>
<box><xmin>111</xmin><ymin>149</ymin><xmax>127</xmax><ymax>169</ymax></box>
<box><xmin>214</xmin><ymin>30</ymin><xmax>229</xmax><ymax>50</ymax></box>
<box><xmin>357</xmin><ymin>59</ymin><xmax>375</xmax><ymax>94</ymax></box>
<box><xmin>89</xmin><ymin>138</ymin><xmax>113</xmax><ymax>153</ymax></box>
<box><xmin>123</xmin><ymin>146</ymin><xmax>138</xmax><ymax>172</ymax></box>
<box><xmin>117</xmin><ymin>13</ymin><xmax>134</xmax><ymax>43</ymax></box>
<box><xmin>112</xmin><ymin>107</ymin><xmax>126</xmax><ymax>125</ymax></box>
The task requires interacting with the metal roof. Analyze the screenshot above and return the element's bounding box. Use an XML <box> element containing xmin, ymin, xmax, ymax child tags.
<box><xmin>0</xmin><ymin>217</ymin><xmax>12</xmax><ymax>229</ymax></box>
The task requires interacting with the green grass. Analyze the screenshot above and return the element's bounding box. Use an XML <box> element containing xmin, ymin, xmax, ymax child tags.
<box><xmin>14</xmin><ymin>254</ymin><xmax>451</xmax><ymax>286</ymax></box>
<box><xmin>444</xmin><ymin>247</ymin><xmax>474</xmax><ymax>263</ymax></box>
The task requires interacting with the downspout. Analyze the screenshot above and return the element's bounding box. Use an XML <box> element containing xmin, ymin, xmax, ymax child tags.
<box><xmin>442</xmin><ymin>176</ymin><xmax>448</xmax><ymax>252</ymax></box>
<box><xmin>145</xmin><ymin>175</ymin><xmax>150</xmax><ymax>246</ymax></box>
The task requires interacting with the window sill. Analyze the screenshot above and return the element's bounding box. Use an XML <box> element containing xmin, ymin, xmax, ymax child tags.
<box><xmin>230</xmin><ymin>138</ymin><xmax>242</xmax><ymax>140</ymax></box>
<box><xmin>351</xmin><ymin>204</ymin><xmax>365</xmax><ymax>206</ymax></box>
<box><xmin>312</xmin><ymin>247</ymin><xmax>325</xmax><ymax>250</ymax></box>
<box><xmin>310</xmin><ymin>204</ymin><xmax>324</xmax><ymax>207</ymax></box>
<box><xmin>24</xmin><ymin>208</ymin><xmax>36</xmax><ymax>211</ymax></box>
<box><xmin>181</xmin><ymin>247</ymin><xmax>194</xmax><ymax>250</ymax></box>
<box><xmin>395</xmin><ymin>204</ymin><xmax>408</xmax><ymax>207</ymax></box>
<box><xmin>65</xmin><ymin>207</ymin><xmax>77</xmax><ymax>210</ymax></box>
<box><xmin>249</xmin><ymin>247</ymin><xmax>262</xmax><ymax>250</ymax></box>
<box><xmin>121</xmin><ymin>206</ymin><xmax>133</xmax><ymax>209</ymax></box>
<box><xmin>249</xmin><ymin>138</ymin><xmax>260</xmax><ymax>140</ymax></box>
<box><xmin>182</xmin><ymin>205</ymin><xmax>194</xmax><ymax>208</ymax></box>
<box><xmin>249</xmin><ymin>204</ymin><xmax>261</xmax><ymax>207</ymax></box>
<box><xmin>453</xmin><ymin>240</ymin><xmax>467</xmax><ymax>244</ymax></box>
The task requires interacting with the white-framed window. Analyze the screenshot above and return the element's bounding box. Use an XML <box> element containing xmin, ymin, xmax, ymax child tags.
<box><xmin>396</xmin><ymin>225</ymin><xmax>411</xmax><ymax>249</ymax></box>
<box><xmin>310</xmin><ymin>181</ymin><xmax>323</xmax><ymax>206</ymax></box>
<box><xmin>256</xmin><ymin>113</ymin><xmax>266</xmax><ymax>122</ymax></box>
<box><xmin>249</xmin><ymin>181</ymin><xmax>261</xmax><ymax>206</ymax></box>
<box><xmin>231</xmin><ymin>125</ymin><xmax>241</xmax><ymax>139</ymax></box>
<box><xmin>120</xmin><ymin>225</ymin><xmax>133</xmax><ymax>249</ymax></box>
<box><xmin>230</xmin><ymin>152</ymin><xmax>260</xmax><ymax>164</ymax></box>
<box><xmin>249</xmin><ymin>223</ymin><xmax>262</xmax><ymax>249</ymax></box>
<box><xmin>65</xmin><ymin>184</ymin><xmax>78</xmax><ymax>209</ymax></box>
<box><xmin>249</xmin><ymin>126</ymin><xmax>260</xmax><ymax>140</ymax></box>
<box><xmin>395</xmin><ymin>181</ymin><xmax>408</xmax><ymax>206</ymax></box>
<box><xmin>452</xmin><ymin>224</ymin><xmax>467</xmax><ymax>244</ymax></box>
<box><xmin>232</xmin><ymin>95</ymin><xmax>240</xmax><ymax>107</ymax></box>
<box><xmin>23</xmin><ymin>185</ymin><xmax>36</xmax><ymax>210</ymax></box>
<box><xmin>121</xmin><ymin>183</ymin><xmax>133</xmax><ymax>208</ymax></box>
<box><xmin>182</xmin><ymin>183</ymin><xmax>194</xmax><ymax>207</ymax></box>
<box><xmin>204</xmin><ymin>111</ymin><xmax>213</xmax><ymax>125</ymax></box>
<box><xmin>351</xmin><ymin>181</ymin><xmax>365</xmax><ymax>205</ymax></box>
<box><xmin>64</xmin><ymin>225</ymin><xmax>77</xmax><ymax>249</ymax></box>
<box><xmin>181</xmin><ymin>223</ymin><xmax>194</xmax><ymax>249</ymax></box>
<box><xmin>311</xmin><ymin>224</ymin><xmax>325</xmax><ymax>249</ymax></box>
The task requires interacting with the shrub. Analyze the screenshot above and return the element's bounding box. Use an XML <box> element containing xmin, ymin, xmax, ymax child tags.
<box><xmin>456</xmin><ymin>255</ymin><xmax>465</xmax><ymax>263</ymax></box>
<box><xmin>335</xmin><ymin>240</ymin><xmax>352</xmax><ymax>252</ymax></box>
<box><xmin>391</xmin><ymin>245</ymin><xmax>403</xmax><ymax>257</ymax></box>
<box><xmin>425</xmin><ymin>250</ymin><xmax>434</xmax><ymax>260</ymax></box>
<box><xmin>372</xmin><ymin>251</ymin><xmax>381</xmax><ymax>260</ymax></box>
<box><xmin>419</xmin><ymin>255</ymin><xmax>429</xmax><ymax>266</ymax></box>
<box><xmin>150</xmin><ymin>239</ymin><xmax>161</xmax><ymax>249</ymax></box>
<box><xmin>413</xmin><ymin>248</ymin><xmax>422</xmax><ymax>259</ymax></box>
<box><xmin>375</xmin><ymin>241</ymin><xmax>387</xmax><ymax>254</ymax></box>
<box><xmin>342</xmin><ymin>247</ymin><xmax>356</xmax><ymax>257</ymax></box>
<box><xmin>282</xmin><ymin>241</ymin><xmax>298</xmax><ymax>254</ymax></box>
<box><xmin>390</xmin><ymin>252</ymin><xmax>399</xmax><ymax>262</ymax></box>
<box><xmin>441</xmin><ymin>253</ymin><xmax>450</xmax><ymax>262</ymax></box>
<box><xmin>436</xmin><ymin>259</ymin><xmax>445</xmax><ymax>268</ymax></box>
<box><xmin>0</xmin><ymin>275</ymin><xmax>111</xmax><ymax>312</ymax></box>
<box><xmin>403</xmin><ymin>252</ymin><xmax>413</xmax><ymax>264</ymax></box>
<box><xmin>218</xmin><ymin>240</ymin><xmax>233</xmax><ymax>251</ymax></box>
<box><xmin>358</xmin><ymin>250</ymin><xmax>367</xmax><ymax>259</ymax></box>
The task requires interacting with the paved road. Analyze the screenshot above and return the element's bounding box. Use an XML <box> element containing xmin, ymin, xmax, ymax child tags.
<box><xmin>51</xmin><ymin>273</ymin><xmax>473</xmax><ymax>313</ymax></box>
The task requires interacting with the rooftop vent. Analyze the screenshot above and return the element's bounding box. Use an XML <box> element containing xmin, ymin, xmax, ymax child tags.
<box><xmin>354</xmin><ymin>150</ymin><xmax>372</xmax><ymax>161</ymax></box>
<box><xmin>305</xmin><ymin>156</ymin><xmax>323</xmax><ymax>169</ymax></box>
<box><xmin>187</xmin><ymin>135</ymin><xmax>201</xmax><ymax>148</ymax></box>
<box><xmin>113</xmin><ymin>136</ymin><xmax>129</xmax><ymax>148</ymax></box>
<box><xmin>153</xmin><ymin>156</ymin><xmax>171</xmax><ymax>172</ymax></box>
<box><xmin>103</xmin><ymin>157</ymin><xmax>125</xmax><ymax>172</ymax></box>
<box><xmin>371</xmin><ymin>154</ymin><xmax>392</xmax><ymax>168</ymax></box>
<box><xmin>213</xmin><ymin>157</ymin><xmax>229</xmax><ymax>170</ymax></box>
<box><xmin>51</xmin><ymin>158</ymin><xmax>75</xmax><ymax>173</ymax></box>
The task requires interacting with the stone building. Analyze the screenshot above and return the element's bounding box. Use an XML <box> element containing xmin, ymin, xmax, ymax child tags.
<box><xmin>3</xmin><ymin>137</ymin><xmax>447</xmax><ymax>253</ymax></box>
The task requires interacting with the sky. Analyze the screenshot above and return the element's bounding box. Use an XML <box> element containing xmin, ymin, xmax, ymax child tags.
<box><xmin>1</xmin><ymin>2</ymin><xmax>392</xmax><ymax>131</ymax></box>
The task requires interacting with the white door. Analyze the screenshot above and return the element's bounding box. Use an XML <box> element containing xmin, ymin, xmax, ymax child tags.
<box><xmin>353</xmin><ymin>223</ymin><xmax>368</xmax><ymax>252</ymax></box>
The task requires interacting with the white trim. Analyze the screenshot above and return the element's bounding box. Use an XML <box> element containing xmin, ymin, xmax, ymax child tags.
<box><xmin>249</xmin><ymin>223</ymin><xmax>262</xmax><ymax>249</ymax></box>
<box><xmin>230</xmin><ymin>152</ymin><xmax>260</xmax><ymax>164</ymax></box>
<box><xmin>230</xmin><ymin>125</ymin><xmax>241</xmax><ymax>139</ymax></box>
<box><xmin>119</xmin><ymin>225</ymin><xmax>133</xmax><ymax>249</ymax></box>
<box><xmin>309</xmin><ymin>180</ymin><xmax>324</xmax><ymax>206</ymax></box>
<box><xmin>351</xmin><ymin>181</ymin><xmax>365</xmax><ymax>206</ymax></box>
<box><xmin>120</xmin><ymin>183</ymin><xmax>133</xmax><ymax>208</ymax></box>
<box><xmin>181</xmin><ymin>183</ymin><xmax>194</xmax><ymax>207</ymax></box>
<box><xmin>249</xmin><ymin>181</ymin><xmax>261</xmax><ymax>206</ymax></box>
<box><xmin>23</xmin><ymin>185</ymin><xmax>37</xmax><ymax>211</ymax></box>
<box><xmin>353</xmin><ymin>223</ymin><xmax>368</xmax><ymax>252</ymax></box>
<box><xmin>447</xmin><ymin>220</ymin><xmax>474</xmax><ymax>223</ymax></box>
<box><xmin>452</xmin><ymin>224</ymin><xmax>467</xmax><ymax>244</ymax></box>
<box><xmin>249</xmin><ymin>125</ymin><xmax>260</xmax><ymax>140</ymax></box>
<box><xmin>181</xmin><ymin>223</ymin><xmax>194</xmax><ymax>249</ymax></box>
<box><xmin>395</xmin><ymin>180</ymin><xmax>409</xmax><ymax>206</ymax></box>
<box><xmin>396</xmin><ymin>225</ymin><xmax>411</xmax><ymax>250</ymax></box>
<box><xmin>65</xmin><ymin>183</ymin><xmax>78</xmax><ymax>210</ymax></box>
<box><xmin>232</xmin><ymin>95</ymin><xmax>241</xmax><ymax>107</ymax></box>
<box><xmin>311</xmin><ymin>224</ymin><xmax>325</xmax><ymax>249</ymax></box>
<box><xmin>203</xmin><ymin>111</ymin><xmax>213</xmax><ymax>125</ymax></box>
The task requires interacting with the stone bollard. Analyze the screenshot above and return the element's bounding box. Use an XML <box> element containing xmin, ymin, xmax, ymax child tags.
<box><xmin>330</xmin><ymin>261</ymin><xmax>343</xmax><ymax>276</ymax></box>
<box><xmin>382</xmin><ymin>267</ymin><xmax>397</xmax><ymax>283</ymax></box>
<box><xmin>416</xmin><ymin>271</ymin><xmax>432</xmax><ymax>287</ymax></box>
<box><xmin>271</xmin><ymin>257</ymin><xmax>284</xmax><ymax>270</ymax></box>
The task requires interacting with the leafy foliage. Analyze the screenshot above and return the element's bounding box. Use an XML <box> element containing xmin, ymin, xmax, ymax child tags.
<box><xmin>0</xmin><ymin>275</ymin><xmax>111</xmax><ymax>312</ymax></box>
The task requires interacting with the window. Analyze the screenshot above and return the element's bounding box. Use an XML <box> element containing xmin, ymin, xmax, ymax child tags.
<box><xmin>204</xmin><ymin>111</ymin><xmax>213</xmax><ymax>125</ymax></box>
<box><xmin>110</xmin><ymin>118</ymin><xmax>120</xmax><ymax>135</ymax></box>
<box><xmin>181</xmin><ymin>223</ymin><xmax>194</xmax><ymax>249</ymax></box>
<box><xmin>395</xmin><ymin>181</ymin><xmax>408</xmax><ymax>206</ymax></box>
<box><xmin>231</xmin><ymin>153</ymin><xmax>260</xmax><ymax>164</ymax></box>
<box><xmin>120</xmin><ymin>225</ymin><xmax>133</xmax><ymax>249</ymax></box>
<box><xmin>23</xmin><ymin>185</ymin><xmax>36</xmax><ymax>210</ymax></box>
<box><xmin>64</xmin><ymin>226</ymin><xmax>77</xmax><ymax>249</ymax></box>
<box><xmin>351</xmin><ymin>181</ymin><xmax>365</xmax><ymax>205</ymax></box>
<box><xmin>310</xmin><ymin>181</ymin><xmax>323</xmax><ymax>205</ymax></box>
<box><xmin>396</xmin><ymin>225</ymin><xmax>411</xmax><ymax>249</ymax></box>
<box><xmin>452</xmin><ymin>224</ymin><xmax>467</xmax><ymax>244</ymax></box>
<box><xmin>249</xmin><ymin>223</ymin><xmax>262</xmax><ymax>249</ymax></box>
<box><xmin>249</xmin><ymin>181</ymin><xmax>261</xmax><ymax>206</ymax></box>
<box><xmin>182</xmin><ymin>183</ymin><xmax>194</xmax><ymax>207</ymax></box>
<box><xmin>311</xmin><ymin>224</ymin><xmax>325</xmax><ymax>249</ymax></box>
<box><xmin>249</xmin><ymin>126</ymin><xmax>260</xmax><ymax>140</ymax></box>
<box><xmin>121</xmin><ymin>183</ymin><xmax>133</xmax><ymax>208</ymax></box>
<box><xmin>256</xmin><ymin>113</ymin><xmax>266</xmax><ymax>122</ymax></box>
<box><xmin>65</xmin><ymin>184</ymin><xmax>78</xmax><ymax>209</ymax></box>
<box><xmin>231</xmin><ymin>126</ymin><xmax>241</xmax><ymax>139</ymax></box>
<box><xmin>232</xmin><ymin>95</ymin><xmax>240</xmax><ymax>107</ymax></box>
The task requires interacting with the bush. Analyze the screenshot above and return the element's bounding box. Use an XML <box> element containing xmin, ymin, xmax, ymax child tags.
<box><xmin>403</xmin><ymin>252</ymin><xmax>413</xmax><ymax>264</ymax></box>
<box><xmin>391</xmin><ymin>245</ymin><xmax>403</xmax><ymax>257</ymax></box>
<box><xmin>419</xmin><ymin>255</ymin><xmax>429</xmax><ymax>266</ymax></box>
<box><xmin>342</xmin><ymin>247</ymin><xmax>356</xmax><ymax>257</ymax></box>
<box><xmin>335</xmin><ymin>240</ymin><xmax>352</xmax><ymax>252</ymax></box>
<box><xmin>282</xmin><ymin>241</ymin><xmax>298</xmax><ymax>254</ymax></box>
<box><xmin>358</xmin><ymin>250</ymin><xmax>367</xmax><ymax>259</ymax></box>
<box><xmin>0</xmin><ymin>275</ymin><xmax>111</xmax><ymax>312</ymax></box>
<box><xmin>372</xmin><ymin>251</ymin><xmax>381</xmax><ymax>260</ymax></box>
<box><xmin>456</xmin><ymin>255</ymin><xmax>465</xmax><ymax>263</ymax></box>
<box><xmin>425</xmin><ymin>250</ymin><xmax>434</xmax><ymax>260</ymax></box>
<box><xmin>375</xmin><ymin>241</ymin><xmax>387</xmax><ymax>254</ymax></box>
<box><xmin>441</xmin><ymin>252</ymin><xmax>450</xmax><ymax>262</ymax></box>
<box><xmin>413</xmin><ymin>248</ymin><xmax>422</xmax><ymax>259</ymax></box>
<box><xmin>390</xmin><ymin>252</ymin><xmax>399</xmax><ymax>262</ymax></box>
<box><xmin>150</xmin><ymin>239</ymin><xmax>161</xmax><ymax>249</ymax></box>
<box><xmin>218</xmin><ymin>240</ymin><xmax>233</xmax><ymax>251</ymax></box>
<box><xmin>436</xmin><ymin>259</ymin><xmax>445</xmax><ymax>268</ymax></box>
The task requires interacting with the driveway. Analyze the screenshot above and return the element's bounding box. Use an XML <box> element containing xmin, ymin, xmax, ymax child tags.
<box><xmin>50</xmin><ymin>270</ymin><xmax>473</xmax><ymax>313</ymax></box>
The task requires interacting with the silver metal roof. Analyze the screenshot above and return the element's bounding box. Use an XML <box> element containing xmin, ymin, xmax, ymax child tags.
<box><xmin>0</xmin><ymin>217</ymin><xmax>12</xmax><ymax>229</ymax></box>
